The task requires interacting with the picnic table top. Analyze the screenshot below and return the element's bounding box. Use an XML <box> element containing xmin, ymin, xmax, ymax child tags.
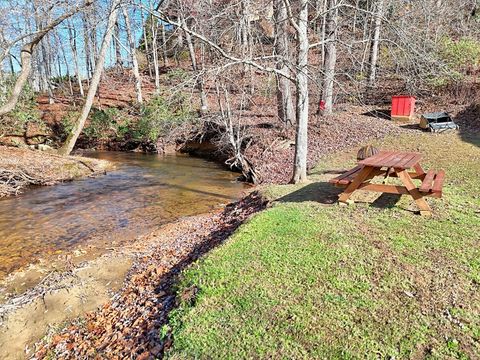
<box><xmin>358</xmin><ymin>151</ymin><xmax>422</xmax><ymax>170</ymax></box>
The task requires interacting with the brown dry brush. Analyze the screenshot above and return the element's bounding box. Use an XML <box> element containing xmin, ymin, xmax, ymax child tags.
<box><xmin>0</xmin><ymin>168</ymin><xmax>52</xmax><ymax>197</ymax></box>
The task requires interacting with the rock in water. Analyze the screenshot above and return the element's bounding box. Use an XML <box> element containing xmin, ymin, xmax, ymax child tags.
<box><xmin>357</xmin><ymin>145</ymin><xmax>379</xmax><ymax>160</ymax></box>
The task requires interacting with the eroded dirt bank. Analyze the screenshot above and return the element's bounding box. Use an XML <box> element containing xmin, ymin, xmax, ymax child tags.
<box><xmin>0</xmin><ymin>191</ymin><xmax>265</xmax><ymax>359</ymax></box>
<box><xmin>0</xmin><ymin>146</ymin><xmax>112</xmax><ymax>197</ymax></box>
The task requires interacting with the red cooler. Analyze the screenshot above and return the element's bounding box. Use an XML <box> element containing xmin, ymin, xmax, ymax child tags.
<box><xmin>391</xmin><ymin>95</ymin><xmax>415</xmax><ymax>121</ymax></box>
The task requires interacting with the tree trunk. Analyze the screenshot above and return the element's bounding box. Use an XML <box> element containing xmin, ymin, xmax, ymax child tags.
<box><xmin>368</xmin><ymin>0</ymin><xmax>384</xmax><ymax>87</ymax></box>
<box><xmin>291</xmin><ymin>0</ymin><xmax>309</xmax><ymax>184</ymax></box>
<box><xmin>161</xmin><ymin>23</ymin><xmax>169</xmax><ymax>67</ymax></box>
<box><xmin>58</xmin><ymin>0</ymin><xmax>120</xmax><ymax>155</ymax></box>
<box><xmin>114</xmin><ymin>20</ymin><xmax>122</xmax><ymax>67</ymax></box>
<box><xmin>182</xmin><ymin>15</ymin><xmax>208</xmax><ymax>113</ymax></box>
<box><xmin>82</xmin><ymin>13</ymin><xmax>92</xmax><ymax>80</ymax></box>
<box><xmin>274</xmin><ymin>0</ymin><xmax>295</xmax><ymax>126</ymax></box>
<box><xmin>122</xmin><ymin>5</ymin><xmax>143</xmax><ymax>103</ymax></box>
<box><xmin>68</xmin><ymin>19</ymin><xmax>84</xmax><ymax>97</ymax></box>
<box><xmin>322</xmin><ymin>0</ymin><xmax>338</xmax><ymax>115</ymax></box>
<box><xmin>149</xmin><ymin>2</ymin><xmax>160</xmax><ymax>93</ymax></box>
<box><xmin>0</xmin><ymin>1</ymin><xmax>92</xmax><ymax>117</ymax></box>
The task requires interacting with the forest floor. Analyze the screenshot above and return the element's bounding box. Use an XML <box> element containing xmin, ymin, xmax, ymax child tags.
<box><xmin>0</xmin><ymin>146</ymin><xmax>112</xmax><ymax>197</ymax></box>
<box><xmin>25</xmin><ymin>126</ymin><xmax>480</xmax><ymax>359</ymax></box>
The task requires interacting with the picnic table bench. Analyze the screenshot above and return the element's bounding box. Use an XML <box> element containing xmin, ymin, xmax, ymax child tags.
<box><xmin>329</xmin><ymin>151</ymin><xmax>445</xmax><ymax>215</ymax></box>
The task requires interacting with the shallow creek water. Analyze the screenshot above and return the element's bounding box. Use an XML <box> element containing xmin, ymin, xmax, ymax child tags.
<box><xmin>0</xmin><ymin>152</ymin><xmax>246</xmax><ymax>279</ymax></box>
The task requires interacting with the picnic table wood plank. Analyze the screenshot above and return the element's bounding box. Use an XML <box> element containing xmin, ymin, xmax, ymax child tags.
<box><xmin>359</xmin><ymin>151</ymin><xmax>422</xmax><ymax>169</ymax></box>
<box><xmin>396</xmin><ymin>168</ymin><xmax>432</xmax><ymax>214</ymax></box>
<box><xmin>401</xmin><ymin>153</ymin><xmax>423</xmax><ymax>169</ymax></box>
<box><xmin>329</xmin><ymin>165</ymin><xmax>364</xmax><ymax>184</ymax></box>
<box><xmin>383</xmin><ymin>152</ymin><xmax>413</xmax><ymax>168</ymax></box>
<box><xmin>358</xmin><ymin>151</ymin><xmax>392</xmax><ymax>167</ymax></box>
<box><xmin>338</xmin><ymin>166</ymin><xmax>374</xmax><ymax>203</ymax></box>
<box><xmin>395</xmin><ymin>153</ymin><xmax>417</xmax><ymax>168</ymax></box>
<box><xmin>419</xmin><ymin>169</ymin><xmax>436</xmax><ymax>192</ymax></box>
<box><xmin>432</xmin><ymin>170</ymin><xmax>446</xmax><ymax>194</ymax></box>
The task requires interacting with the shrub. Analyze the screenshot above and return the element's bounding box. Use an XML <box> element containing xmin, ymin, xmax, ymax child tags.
<box><xmin>440</xmin><ymin>37</ymin><xmax>480</xmax><ymax>72</ymax></box>
<box><xmin>134</xmin><ymin>94</ymin><xmax>193</xmax><ymax>142</ymax></box>
<box><xmin>0</xmin><ymin>76</ymin><xmax>42</xmax><ymax>136</ymax></box>
<box><xmin>83</xmin><ymin>107</ymin><xmax>122</xmax><ymax>140</ymax></box>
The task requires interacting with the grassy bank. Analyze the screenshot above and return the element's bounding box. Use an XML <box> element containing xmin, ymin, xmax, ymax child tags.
<box><xmin>166</xmin><ymin>131</ymin><xmax>480</xmax><ymax>359</ymax></box>
<box><xmin>0</xmin><ymin>146</ymin><xmax>112</xmax><ymax>197</ymax></box>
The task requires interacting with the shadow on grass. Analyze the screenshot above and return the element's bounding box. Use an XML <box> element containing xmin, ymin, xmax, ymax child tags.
<box><xmin>370</xmin><ymin>193</ymin><xmax>402</xmax><ymax>208</ymax></box>
<box><xmin>276</xmin><ymin>182</ymin><xmax>343</xmax><ymax>205</ymax></box>
<box><xmin>276</xmin><ymin>181</ymin><xmax>403</xmax><ymax>210</ymax></box>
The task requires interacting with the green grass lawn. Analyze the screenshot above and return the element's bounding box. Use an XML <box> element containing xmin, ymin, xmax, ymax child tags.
<box><xmin>166</xmin><ymin>132</ymin><xmax>480</xmax><ymax>359</ymax></box>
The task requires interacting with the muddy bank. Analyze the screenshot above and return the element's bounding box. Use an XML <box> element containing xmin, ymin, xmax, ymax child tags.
<box><xmin>0</xmin><ymin>146</ymin><xmax>112</xmax><ymax>197</ymax></box>
<box><xmin>26</xmin><ymin>191</ymin><xmax>265</xmax><ymax>359</ymax></box>
<box><xmin>0</xmin><ymin>254</ymin><xmax>132</xmax><ymax>359</ymax></box>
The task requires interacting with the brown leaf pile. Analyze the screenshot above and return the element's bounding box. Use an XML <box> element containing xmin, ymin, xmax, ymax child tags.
<box><xmin>33</xmin><ymin>191</ymin><xmax>267</xmax><ymax>359</ymax></box>
<box><xmin>244</xmin><ymin>106</ymin><xmax>405</xmax><ymax>184</ymax></box>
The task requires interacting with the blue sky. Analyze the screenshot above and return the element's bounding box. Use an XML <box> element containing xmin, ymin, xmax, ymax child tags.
<box><xmin>1</xmin><ymin>0</ymin><xmax>152</xmax><ymax>77</ymax></box>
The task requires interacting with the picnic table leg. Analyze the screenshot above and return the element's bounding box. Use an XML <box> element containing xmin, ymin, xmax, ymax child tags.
<box><xmin>396</xmin><ymin>169</ymin><xmax>432</xmax><ymax>216</ymax></box>
<box><xmin>338</xmin><ymin>166</ymin><xmax>374</xmax><ymax>204</ymax></box>
<box><xmin>413</xmin><ymin>163</ymin><xmax>426</xmax><ymax>180</ymax></box>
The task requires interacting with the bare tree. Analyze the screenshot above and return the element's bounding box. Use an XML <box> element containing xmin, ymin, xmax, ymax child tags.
<box><xmin>122</xmin><ymin>4</ymin><xmax>143</xmax><ymax>103</ymax></box>
<box><xmin>274</xmin><ymin>0</ymin><xmax>294</xmax><ymax>126</ymax></box>
<box><xmin>180</xmin><ymin>10</ymin><xmax>208</xmax><ymax>113</ymax></box>
<box><xmin>322</xmin><ymin>0</ymin><xmax>338</xmax><ymax>115</ymax></box>
<box><xmin>59</xmin><ymin>0</ymin><xmax>121</xmax><ymax>155</ymax></box>
<box><xmin>287</xmin><ymin>0</ymin><xmax>309</xmax><ymax>183</ymax></box>
<box><xmin>67</xmin><ymin>18</ymin><xmax>84</xmax><ymax>97</ymax></box>
<box><xmin>0</xmin><ymin>1</ymin><xmax>93</xmax><ymax>117</ymax></box>
<box><xmin>368</xmin><ymin>0</ymin><xmax>384</xmax><ymax>87</ymax></box>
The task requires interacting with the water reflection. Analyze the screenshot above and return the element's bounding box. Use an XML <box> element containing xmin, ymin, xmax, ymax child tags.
<box><xmin>0</xmin><ymin>152</ymin><xmax>245</xmax><ymax>278</ymax></box>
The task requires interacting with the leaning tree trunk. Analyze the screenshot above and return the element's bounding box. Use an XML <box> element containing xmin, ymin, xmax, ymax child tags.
<box><xmin>368</xmin><ymin>0</ymin><xmax>384</xmax><ymax>87</ymax></box>
<box><xmin>322</xmin><ymin>0</ymin><xmax>338</xmax><ymax>115</ymax></box>
<box><xmin>58</xmin><ymin>0</ymin><xmax>121</xmax><ymax>155</ymax></box>
<box><xmin>122</xmin><ymin>5</ymin><xmax>143</xmax><ymax>103</ymax></box>
<box><xmin>274</xmin><ymin>0</ymin><xmax>295</xmax><ymax>126</ymax></box>
<box><xmin>291</xmin><ymin>0</ymin><xmax>309</xmax><ymax>184</ymax></box>
<box><xmin>0</xmin><ymin>1</ymin><xmax>92</xmax><ymax>117</ymax></box>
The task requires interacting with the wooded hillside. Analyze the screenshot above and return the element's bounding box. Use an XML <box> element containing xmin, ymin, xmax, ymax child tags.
<box><xmin>1</xmin><ymin>0</ymin><xmax>479</xmax><ymax>182</ymax></box>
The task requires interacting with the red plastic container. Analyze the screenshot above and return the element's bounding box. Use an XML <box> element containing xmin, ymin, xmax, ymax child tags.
<box><xmin>391</xmin><ymin>95</ymin><xmax>416</xmax><ymax>121</ymax></box>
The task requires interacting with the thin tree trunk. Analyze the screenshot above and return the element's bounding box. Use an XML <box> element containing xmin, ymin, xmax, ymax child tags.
<box><xmin>368</xmin><ymin>0</ymin><xmax>384</xmax><ymax>87</ymax></box>
<box><xmin>58</xmin><ymin>0</ymin><xmax>121</xmax><ymax>155</ymax></box>
<box><xmin>82</xmin><ymin>13</ymin><xmax>92</xmax><ymax>79</ymax></box>
<box><xmin>141</xmin><ymin>9</ymin><xmax>153</xmax><ymax>78</ymax></box>
<box><xmin>291</xmin><ymin>0</ymin><xmax>309</xmax><ymax>184</ymax></box>
<box><xmin>0</xmin><ymin>1</ymin><xmax>92</xmax><ymax>117</ymax></box>
<box><xmin>122</xmin><ymin>5</ymin><xmax>143</xmax><ymax>103</ymax></box>
<box><xmin>68</xmin><ymin>19</ymin><xmax>84</xmax><ymax>97</ymax></box>
<box><xmin>322</xmin><ymin>0</ymin><xmax>338</xmax><ymax>115</ymax></box>
<box><xmin>114</xmin><ymin>20</ymin><xmax>122</xmax><ymax>67</ymax></box>
<box><xmin>182</xmin><ymin>15</ymin><xmax>208</xmax><ymax>113</ymax></box>
<box><xmin>149</xmin><ymin>2</ymin><xmax>160</xmax><ymax>93</ymax></box>
<box><xmin>161</xmin><ymin>23</ymin><xmax>169</xmax><ymax>67</ymax></box>
<box><xmin>274</xmin><ymin>0</ymin><xmax>295</xmax><ymax>126</ymax></box>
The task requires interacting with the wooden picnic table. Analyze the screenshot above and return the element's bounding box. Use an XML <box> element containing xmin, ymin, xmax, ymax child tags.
<box><xmin>329</xmin><ymin>151</ymin><xmax>446</xmax><ymax>215</ymax></box>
